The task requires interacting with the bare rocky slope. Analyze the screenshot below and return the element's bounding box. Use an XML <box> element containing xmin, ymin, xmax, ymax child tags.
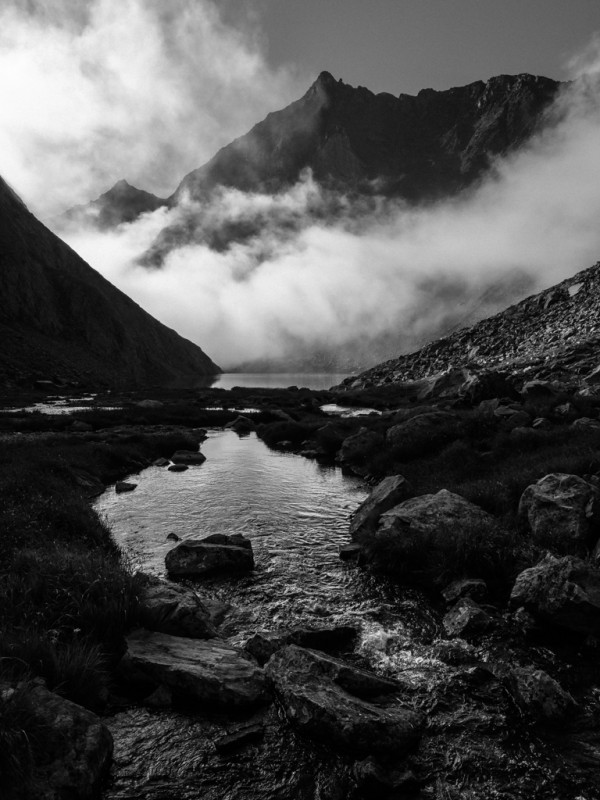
<box><xmin>340</xmin><ymin>261</ymin><xmax>600</xmax><ymax>389</ymax></box>
<box><xmin>0</xmin><ymin>176</ymin><xmax>219</xmax><ymax>389</ymax></box>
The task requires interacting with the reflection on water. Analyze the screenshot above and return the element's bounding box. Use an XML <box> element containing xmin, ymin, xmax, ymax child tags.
<box><xmin>207</xmin><ymin>373</ymin><xmax>350</xmax><ymax>390</ymax></box>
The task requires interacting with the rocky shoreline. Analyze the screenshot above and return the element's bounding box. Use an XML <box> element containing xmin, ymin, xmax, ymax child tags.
<box><xmin>3</xmin><ymin>372</ymin><xmax>600</xmax><ymax>799</ymax></box>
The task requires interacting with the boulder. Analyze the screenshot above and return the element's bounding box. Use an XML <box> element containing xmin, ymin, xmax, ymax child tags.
<box><xmin>244</xmin><ymin>625</ymin><xmax>359</xmax><ymax>666</ymax></box>
<box><xmin>532</xmin><ymin>417</ymin><xmax>551</xmax><ymax>430</ymax></box>
<box><xmin>349</xmin><ymin>475</ymin><xmax>413</xmax><ymax>542</ymax></box>
<box><xmin>510</xmin><ymin>554</ymin><xmax>600</xmax><ymax>635</ymax></box>
<box><xmin>374</xmin><ymin>490</ymin><xmax>502</xmax><ymax>581</ymax></box>
<box><xmin>225</xmin><ymin>415</ymin><xmax>255</xmax><ymax>434</ymax></box>
<box><xmin>165</xmin><ymin>534</ymin><xmax>254</xmax><ymax>576</ymax></box>
<box><xmin>520</xmin><ymin>381</ymin><xmax>563</xmax><ymax>406</ymax></box>
<box><xmin>6</xmin><ymin>682</ymin><xmax>113</xmax><ymax>800</ymax></box>
<box><xmin>352</xmin><ymin>757</ymin><xmax>420</xmax><ymax>796</ymax></box>
<box><xmin>168</xmin><ymin>464</ymin><xmax>188</xmax><ymax>472</ymax></box>
<box><xmin>442</xmin><ymin>578</ymin><xmax>487</xmax><ymax>605</ymax></box>
<box><xmin>265</xmin><ymin>645</ymin><xmax>423</xmax><ymax>756</ymax></box>
<box><xmin>336</xmin><ymin>427</ymin><xmax>384</xmax><ymax>465</ymax></box>
<box><xmin>115</xmin><ymin>481</ymin><xmax>137</xmax><ymax>493</ymax></box>
<box><xmin>518</xmin><ymin>473</ymin><xmax>600</xmax><ymax>553</ymax></box>
<box><xmin>572</xmin><ymin>417</ymin><xmax>600</xmax><ymax>431</ymax></box>
<box><xmin>339</xmin><ymin>543</ymin><xmax>364</xmax><ymax>561</ymax></box>
<box><xmin>443</xmin><ymin>597</ymin><xmax>494</xmax><ymax>640</ymax></box>
<box><xmin>493</xmin><ymin>405</ymin><xmax>531</xmax><ymax>431</ymax></box>
<box><xmin>170</xmin><ymin>449</ymin><xmax>206</xmax><ymax>465</ymax></box>
<box><xmin>153</xmin><ymin>457</ymin><xmax>170</xmax><ymax>467</ymax></box>
<box><xmin>386</xmin><ymin>411</ymin><xmax>461</xmax><ymax>455</ymax></box>
<box><xmin>118</xmin><ymin>630</ymin><xmax>269</xmax><ymax>709</ymax></box>
<box><xmin>136</xmin><ymin>399</ymin><xmax>164</xmax><ymax>409</ymax></box>
<box><xmin>508</xmin><ymin>666</ymin><xmax>575</xmax><ymax>723</ymax></box>
<box><xmin>137</xmin><ymin>574</ymin><xmax>217</xmax><ymax>639</ymax></box>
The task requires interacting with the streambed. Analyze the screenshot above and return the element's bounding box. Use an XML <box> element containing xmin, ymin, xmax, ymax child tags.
<box><xmin>95</xmin><ymin>430</ymin><xmax>442</xmax><ymax>799</ymax></box>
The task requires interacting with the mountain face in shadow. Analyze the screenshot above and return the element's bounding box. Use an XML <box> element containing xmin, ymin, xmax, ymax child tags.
<box><xmin>172</xmin><ymin>71</ymin><xmax>560</xmax><ymax>204</ymax></box>
<box><xmin>0</xmin><ymin>176</ymin><xmax>219</xmax><ymax>389</ymax></box>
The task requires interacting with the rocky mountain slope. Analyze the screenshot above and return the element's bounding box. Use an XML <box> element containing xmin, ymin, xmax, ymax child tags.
<box><xmin>173</xmin><ymin>70</ymin><xmax>560</xmax><ymax>204</ymax></box>
<box><xmin>341</xmin><ymin>261</ymin><xmax>600</xmax><ymax>389</ymax></box>
<box><xmin>58</xmin><ymin>179</ymin><xmax>166</xmax><ymax>231</ymax></box>
<box><xmin>0</xmin><ymin>175</ymin><xmax>219</xmax><ymax>389</ymax></box>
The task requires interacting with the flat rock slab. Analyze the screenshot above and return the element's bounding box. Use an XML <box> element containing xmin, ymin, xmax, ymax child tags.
<box><xmin>265</xmin><ymin>645</ymin><xmax>423</xmax><ymax>756</ymax></box>
<box><xmin>119</xmin><ymin>630</ymin><xmax>270</xmax><ymax>710</ymax></box>
<box><xmin>166</xmin><ymin>534</ymin><xmax>254</xmax><ymax>576</ymax></box>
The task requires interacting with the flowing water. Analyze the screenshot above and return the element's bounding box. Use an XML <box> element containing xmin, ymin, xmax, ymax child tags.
<box><xmin>96</xmin><ymin>430</ymin><xmax>441</xmax><ymax>800</ymax></box>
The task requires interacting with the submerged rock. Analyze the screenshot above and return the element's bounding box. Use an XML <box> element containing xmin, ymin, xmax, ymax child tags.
<box><xmin>137</xmin><ymin>573</ymin><xmax>217</xmax><ymax>639</ymax></box>
<box><xmin>165</xmin><ymin>534</ymin><xmax>254</xmax><ymax>576</ymax></box>
<box><xmin>510</xmin><ymin>554</ymin><xmax>600</xmax><ymax>635</ymax></box>
<box><xmin>443</xmin><ymin>597</ymin><xmax>494</xmax><ymax>640</ymax></box>
<box><xmin>265</xmin><ymin>645</ymin><xmax>423</xmax><ymax>756</ymax></box>
<box><xmin>119</xmin><ymin>629</ymin><xmax>270</xmax><ymax>709</ymax></box>
<box><xmin>168</xmin><ymin>464</ymin><xmax>188</xmax><ymax>472</ymax></box>
<box><xmin>518</xmin><ymin>473</ymin><xmax>600</xmax><ymax>553</ymax></box>
<box><xmin>349</xmin><ymin>474</ymin><xmax>413</xmax><ymax>542</ymax></box>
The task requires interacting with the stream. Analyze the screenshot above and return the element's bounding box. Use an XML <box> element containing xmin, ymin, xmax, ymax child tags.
<box><xmin>95</xmin><ymin>429</ymin><xmax>442</xmax><ymax>800</ymax></box>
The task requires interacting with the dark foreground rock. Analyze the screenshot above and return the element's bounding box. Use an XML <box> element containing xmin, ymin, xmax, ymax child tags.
<box><xmin>119</xmin><ymin>629</ymin><xmax>270</xmax><ymax>709</ymax></box>
<box><xmin>518</xmin><ymin>473</ymin><xmax>600</xmax><ymax>554</ymax></box>
<box><xmin>349</xmin><ymin>474</ymin><xmax>413</xmax><ymax>542</ymax></box>
<box><xmin>6</xmin><ymin>681</ymin><xmax>113</xmax><ymax>800</ymax></box>
<box><xmin>510</xmin><ymin>554</ymin><xmax>600</xmax><ymax>635</ymax></box>
<box><xmin>165</xmin><ymin>533</ymin><xmax>254</xmax><ymax>576</ymax></box>
<box><xmin>170</xmin><ymin>449</ymin><xmax>207</xmax><ymax>465</ymax></box>
<box><xmin>136</xmin><ymin>573</ymin><xmax>217</xmax><ymax>639</ymax></box>
<box><xmin>508</xmin><ymin>666</ymin><xmax>575</xmax><ymax>723</ymax></box>
<box><xmin>265</xmin><ymin>645</ymin><xmax>423</xmax><ymax>756</ymax></box>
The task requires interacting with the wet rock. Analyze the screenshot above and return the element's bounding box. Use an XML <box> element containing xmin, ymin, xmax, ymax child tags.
<box><xmin>386</xmin><ymin>411</ymin><xmax>461</xmax><ymax>454</ymax></box>
<box><xmin>443</xmin><ymin>598</ymin><xmax>494</xmax><ymax>640</ymax></box>
<box><xmin>136</xmin><ymin>399</ymin><xmax>164</xmax><ymax>409</ymax></box>
<box><xmin>115</xmin><ymin>481</ymin><xmax>137</xmax><ymax>493</ymax></box>
<box><xmin>170</xmin><ymin>449</ymin><xmax>206</xmax><ymax>465</ymax></box>
<box><xmin>352</xmin><ymin>756</ymin><xmax>420</xmax><ymax>797</ymax></box>
<box><xmin>137</xmin><ymin>573</ymin><xmax>217</xmax><ymax>639</ymax></box>
<box><xmin>166</xmin><ymin>532</ymin><xmax>181</xmax><ymax>542</ymax></box>
<box><xmin>244</xmin><ymin>633</ymin><xmax>284</xmax><ymax>666</ymax></box>
<box><xmin>339</xmin><ymin>543</ymin><xmax>364</xmax><ymax>561</ymax></box>
<box><xmin>11</xmin><ymin>682</ymin><xmax>113</xmax><ymax>800</ymax></box>
<box><xmin>442</xmin><ymin>578</ymin><xmax>487</xmax><ymax>605</ymax></box>
<box><xmin>214</xmin><ymin>723</ymin><xmax>265</xmax><ymax>754</ymax></box>
<box><xmin>225</xmin><ymin>415</ymin><xmax>255</xmax><ymax>434</ymax></box>
<box><xmin>165</xmin><ymin>533</ymin><xmax>254</xmax><ymax>576</ymax></box>
<box><xmin>119</xmin><ymin>630</ymin><xmax>270</xmax><ymax>709</ymax></box>
<box><xmin>510</xmin><ymin>554</ymin><xmax>600</xmax><ymax>635</ymax></box>
<box><xmin>508</xmin><ymin>666</ymin><xmax>575</xmax><ymax>723</ymax></box>
<box><xmin>153</xmin><ymin>457</ymin><xmax>170</xmax><ymax>467</ymax></box>
<box><xmin>431</xmin><ymin>639</ymin><xmax>479</xmax><ymax>666</ymax></box>
<box><xmin>168</xmin><ymin>464</ymin><xmax>188</xmax><ymax>472</ymax></box>
<box><xmin>518</xmin><ymin>473</ymin><xmax>600</xmax><ymax>553</ymax></box>
<box><xmin>265</xmin><ymin>645</ymin><xmax>423</xmax><ymax>756</ymax></box>
<box><xmin>349</xmin><ymin>475</ymin><xmax>413</xmax><ymax>542</ymax></box>
<box><xmin>337</xmin><ymin>427</ymin><xmax>384</xmax><ymax>465</ymax></box>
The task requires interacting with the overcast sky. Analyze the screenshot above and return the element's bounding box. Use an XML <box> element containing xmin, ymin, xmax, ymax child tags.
<box><xmin>235</xmin><ymin>0</ymin><xmax>600</xmax><ymax>94</ymax></box>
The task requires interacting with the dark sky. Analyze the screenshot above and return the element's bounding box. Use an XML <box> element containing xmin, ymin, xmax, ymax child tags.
<box><xmin>237</xmin><ymin>0</ymin><xmax>600</xmax><ymax>94</ymax></box>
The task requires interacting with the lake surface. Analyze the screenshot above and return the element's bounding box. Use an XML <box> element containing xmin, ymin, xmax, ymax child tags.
<box><xmin>209</xmin><ymin>373</ymin><xmax>350</xmax><ymax>390</ymax></box>
<box><xmin>96</xmin><ymin>430</ymin><xmax>440</xmax><ymax>799</ymax></box>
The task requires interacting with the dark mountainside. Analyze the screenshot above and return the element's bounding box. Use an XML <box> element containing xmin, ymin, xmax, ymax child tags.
<box><xmin>341</xmin><ymin>260</ymin><xmax>600</xmax><ymax>389</ymax></box>
<box><xmin>0</xmin><ymin>175</ymin><xmax>219</xmax><ymax>389</ymax></box>
<box><xmin>58</xmin><ymin>179</ymin><xmax>166</xmax><ymax>231</ymax></box>
<box><xmin>173</xmin><ymin>70</ymin><xmax>560</xmax><ymax>203</ymax></box>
